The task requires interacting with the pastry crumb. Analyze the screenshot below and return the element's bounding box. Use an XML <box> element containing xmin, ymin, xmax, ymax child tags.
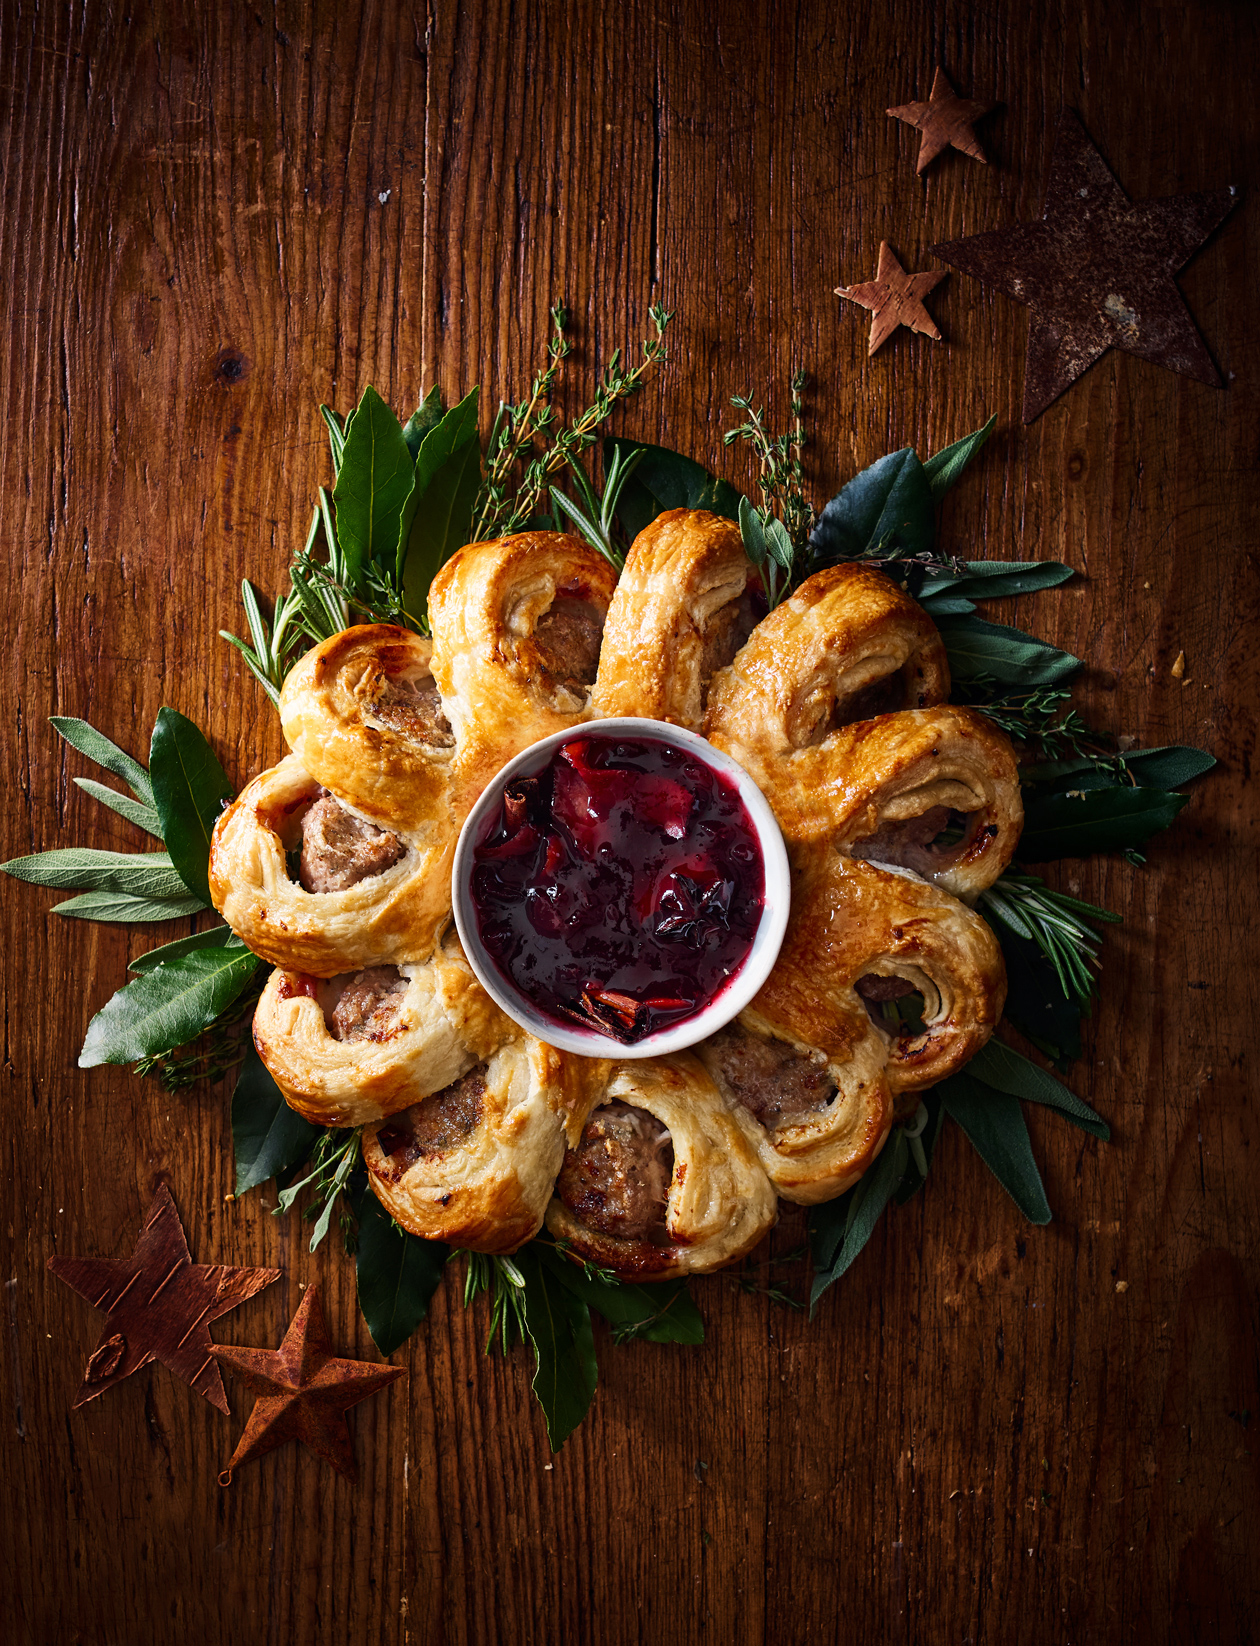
<box><xmin>1171</xmin><ymin>651</ymin><xmax>1186</xmax><ymax>679</ymax></box>
<box><xmin>1115</xmin><ymin>1280</ymin><xmax>1129</xmax><ymax>1293</ymax></box>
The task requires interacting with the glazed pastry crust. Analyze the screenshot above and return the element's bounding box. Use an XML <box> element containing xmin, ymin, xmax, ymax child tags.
<box><xmin>705</xmin><ymin>562</ymin><xmax>949</xmax><ymax>756</ymax></box>
<box><xmin>253</xmin><ymin>940</ymin><xmax>514</xmax><ymax>1127</ymax></box>
<box><xmin>428</xmin><ymin>531</ymin><xmax>618</xmax><ymax>788</ymax></box>
<box><xmin>590</xmin><ymin>509</ymin><xmax>754</xmax><ymax>731</ymax></box>
<box><xmin>209</xmin><ymin>755</ymin><xmax>451</xmax><ymax>975</ymax></box>
<box><xmin>716</xmin><ymin>704</ymin><xmax>1022</xmax><ymax>898</ymax></box>
<box><xmin>362</xmin><ymin>1038</ymin><xmax>609</xmax><ymax>1253</ymax></box>
<box><xmin>544</xmin><ymin>1055</ymin><xmax>778</xmax><ymax>1278</ymax></box>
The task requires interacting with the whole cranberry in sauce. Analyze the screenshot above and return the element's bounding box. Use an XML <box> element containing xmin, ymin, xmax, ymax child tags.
<box><xmin>470</xmin><ymin>734</ymin><xmax>764</xmax><ymax>1043</ymax></box>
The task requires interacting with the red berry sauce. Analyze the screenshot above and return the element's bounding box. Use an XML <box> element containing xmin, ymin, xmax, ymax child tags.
<box><xmin>470</xmin><ymin>734</ymin><xmax>765</xmax><ymax>1043</ymax></box>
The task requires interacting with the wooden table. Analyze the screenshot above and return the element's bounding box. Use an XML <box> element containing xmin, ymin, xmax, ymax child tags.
<box><xmin>3</xmin><ymin>2</ymin><xmax>1256</xmax><ymax>1640</ymax></box>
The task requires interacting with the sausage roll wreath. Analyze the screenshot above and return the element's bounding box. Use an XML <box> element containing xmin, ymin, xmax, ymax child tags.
<box><xmin>209</xmin><ymin>511</ymin><xmax>1021</xmax><ymax>1274</ymax></box>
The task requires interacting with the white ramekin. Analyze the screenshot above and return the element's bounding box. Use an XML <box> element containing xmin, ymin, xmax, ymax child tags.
<box><xmin>451</xmin><ymin>717</ymin><xmax>791</xmax><ymax>1059</ymax></box>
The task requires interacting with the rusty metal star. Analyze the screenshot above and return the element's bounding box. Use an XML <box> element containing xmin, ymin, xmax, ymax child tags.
<box><xmin>836</xmin><ymin>242</ymin><xmax>949</xmax><ymax>355</ymax></box>
<box><xmin>932</xmin><ymin>110</ymin><xmax>1239</xmax><ymax>422</ymax></box>
<box><xmin>212</xmin><ymin>1286</ymin><xmax>405</xmax><ymax>1482</ymax></box>
<box><xmin>888</xmin><ymin>66</ymin><xmax>997</xmax><ymax>175</ymax></box>
<box><xmin>47</xmin><ymin>1183</ymin><xmax>281</xmax><ymax>1412</ymax></box>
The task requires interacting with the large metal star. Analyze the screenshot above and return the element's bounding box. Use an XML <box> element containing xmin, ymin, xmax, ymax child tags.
<box><xmin>212</xmin><ymin>1286</ymin><xmax>404</xmax><ymax>1481</ymax></box>
<box><xmin>48</xmin><ymin>1184</ymin><xmax>280</xmax><ymax>1412</ymax></box>
<box><xmin>932</xmin><ymin>111</ymin><xmax>1238</xmax><ymax>422</ymax></box>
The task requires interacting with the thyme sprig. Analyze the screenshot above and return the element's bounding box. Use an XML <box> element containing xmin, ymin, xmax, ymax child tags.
<box><xmin>724</xmin><ymin>370</ymin><xmax>815</xmax><ymax>608</ymax></box>
<box><xmin>959</xmin><ymin>680</ymin><xmax>1108</xmax><ymax>763</ymax></box>
<box><xmin>475</xmin><ymin>304</ymin><xmax>673</xmax><ymax>540</ymax></box>
<box><xmin>979</xmin><ymin>874</ymin><xmax>1122</xmax><ymax>1009</ymax></box>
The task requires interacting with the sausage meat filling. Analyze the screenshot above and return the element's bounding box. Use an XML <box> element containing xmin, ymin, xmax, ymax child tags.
<box><xmin>374</xmin><ymin>1064</ymin><xmax>488</xmax><ymax>1176</ymax></box>
<box><xmin>367</xmin><ymin>674</ymin><xmax>456</xmax><ymax>746</ymax></box>
<box><xmin>533</xmin><ymin>598</ymin><xmax>605</xmax><ymax>687</ymax></box>
<box><xmin>555</xmin><ymin>1100</ymin><xmax>674</xmax><ymax>1243</ymax></box>
<box><xmin>849</xmin><ymin>805</ymin><xmax>984</xmax><ymax>877</ymax></box>
<box><xmin>298</xmin><ymin>794</ymin><xmax>406</xmax><ymax>893</ymax></box>
<box><xmin>320</xmin><ymin>966</ymin><xmax>408</xmax><ymax>1043</ymax></box>
<box><xmin>701</xmin><ymin>1023</ymin><xmax>837</xmax><ymax>1131</ymax></box>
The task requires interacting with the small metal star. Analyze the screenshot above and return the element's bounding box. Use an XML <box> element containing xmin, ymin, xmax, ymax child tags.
<box><xmin>836</xmin><ymin>243</ymin><xmax>949</xmax><ymax>355</ymax></box>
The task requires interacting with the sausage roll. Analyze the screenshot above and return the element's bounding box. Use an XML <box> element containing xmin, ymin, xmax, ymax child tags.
<box><xmin>705</xmin><ymin>562</ymin><xmax>949</xmax><ymax>757</ymax></box>
<box><xmin>362</xmin><ymin>1039</ymin><xmax>611</xmax><ymax>1253</ymax></box>
<box><xmin>252</xmin><ymin>935</ymin><xmax>513</xmax><ymax>1127</ymax></box>
<box><xmin>590</xmin><ymin>509</ymin><xmax>756</xmax><ymax>731</ymax></box>
<box><xmin>209</xmin><ymin>754</ymin><xmax>452</xmax><ymax>974</ymax></box>
<box><xmin>544</xmin><ymin>1055</ymin><xmax>778</xmax><ymax>1278</ymax></box>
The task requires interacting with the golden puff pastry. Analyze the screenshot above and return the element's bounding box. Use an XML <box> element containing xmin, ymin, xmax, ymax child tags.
<box><xmin>280</xmin><ymin>625</ymin><xmax>462</xmax><ymax>829</ymax></box>
<box><xmin>362</xmin><ymin>1037</ymin><xmax>612</xmax><ymax>1253</ymax></box>
<box><xmin>544</xmin><ymin>1055</ymin><xmax>778</xmax><ymax>1278</ymax></box>
<box><xmin>208</xmin><ymin>754</ymin><xmax>452</xmax><ymax>975</ymax></box>
<box><xmin>717</xmin><ymin>703</ymin><xmax>1022</xmax><ymax>899</ymax></box>
<box><xmin>428</xmin><ymin>531</ymin><xmax>618</xmax><ymax>786</ymax></box>
<box><xmin>252</xmin><ymin>935</ymin><xmax>514</xmax><ymax>1127</ymax></box>
<box><xmin>589</xmin><ymin>508</ymin><xmax>756</xmax><ymax>731</ymax></box>
<box><xmin>705</xmin><ymin>562</ymin><xmax>949</xmax><ymax>757</ymax></box>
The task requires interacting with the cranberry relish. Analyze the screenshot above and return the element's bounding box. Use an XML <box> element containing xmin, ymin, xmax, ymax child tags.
<box><xmin>470</xmin><ymin>734</ymin><xmax>765</xmax><ymax>1043</ymax></box>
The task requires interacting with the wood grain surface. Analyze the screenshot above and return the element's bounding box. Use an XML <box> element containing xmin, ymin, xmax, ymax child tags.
<box><xmin>3</xmin><ymin>1</ymin><xmax>1257</xmax><ymax>1641</ymax></box>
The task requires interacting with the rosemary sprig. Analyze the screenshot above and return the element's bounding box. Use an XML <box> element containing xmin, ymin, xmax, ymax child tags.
<box><xmin>274</xmin><ymin>1127</ymin><xmax>362</xmax><ymax>1253</ymax></box>
<box><xmin>979</xmin><ymin>874</ymin><xmax>1121</xmax><ymax>1008</ymax></box>
<box><xmin>548</xmin><ymin>443</ymin><xmax>647</xmax><ymax>570</ymax></box>
<box><xmin>464</xmin><ymin>1252</ymin><xmax>529</xmax><ymax>1354</ymax></box>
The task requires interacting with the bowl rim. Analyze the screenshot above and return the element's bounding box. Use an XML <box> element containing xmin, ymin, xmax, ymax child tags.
<box><xmin>450</xmin><ymin>716</ymin><xmax>791</xmax><ymax>1059</ymax></box>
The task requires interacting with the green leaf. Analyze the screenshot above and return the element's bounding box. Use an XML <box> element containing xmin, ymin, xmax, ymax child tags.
<box><xmin>606</xmin><ymin>439</ymin><xmax>743</xmax><ymax>542</ymax></box>
<box><xmin>51</xmin><ymin>890</ymin><xmax>208</xmax><ymax>924</ymax></box>
<box><xmin>1020</xmin><ymin>787</ymin><xmax>1189</xmax><ymax>860</ymax></box>
<box><xmin>991</xmin><ymin>927</ymin><xmax>1083</xmax><ymax>1067</ymax></box>
<box><xmin>922</xmin><ymin>416</ymin><xmax>997</xmax><ymax>504</ymax></box>
<box><xmin>50</xmin><ymin>717</ymin><xmax>154</xmax><ymax>807</ymax></box>
<box><xmin>806</xmin><ymin>448</ymin><xmax>935</xmax><ymax>571</ymax></box>
<box><xmin>79</xmin><ymin>945</ymin><xmax>258</xmax><ymax>1068</ymax></box>
<box><xmin>808</xmin><ymin>1130</ymin><xmax>909</xmax><ymax>1311</ymax></box>
<box><xmin>920</xmin><ymin>559</ymin><xmax>1075</xmax><ymax>601</ymax></box>
<box><xmin>966</xmin><ymin>1041</ymin><xmax>1108</xmax><ymax>1139</ymax></box>
<box><xmin>401</xmin><ymin>386</ymin><xmax>444</xmax><ymax>461</ymax></box>
<box><xmin>1022</xmin><ymin>746</ymin><xmax>1215</xmax><ymax>792</ymax></box>
<box><xmin>1</xmin><ymin>847</ymin><xmax>195</xmax><ymax>899</ymax></box>
<box><xmin>231</xmin><ymin>1043</ymin><xmax>323</xmax><ymax>1196</ymax></box>
<box><xmin>71</xmin><ymin>778</ymin><xmax>164</xmax><ymax>839</ymax></box>
<box><xmin>355</xmin><ymin>1196</ymin><xmax>449</xmax><ymax>1356</ymax></box>
<box><xmin>148</xmin><ymin>708</ymin><xmax>234</xmax><ymax>906</ymax></box>
<box><xmin>766</xmin><ymin>516</ymin><xmax>795</xmax><ymax>573</ymax></box>
<box><xmin>514</xmin><ymin>1247</ymin><xmax>598</xmax><ymax>1450</ymax></box>
<box><xmin>129</xmin><ymin>925</ymin><xmax>242</xmax><ymax>972</ymax></box>
<box><xmin>893</xmin><ymin>1091</ymin><xmax>947</xmax><ymax>1205</ymax></box>
<box><xmin>738</xmin><ymin>494</ymin><xmax>768</xmax><ymax>568</ymax></box>
<box><xmin>333</xmin><ymin>385</ymin><xmax>417</xmax><ymax>583</ymax></box>
<box><xmin>939</xmin><ymin>1075</ymin><xmax>1052</xmax><ymax>1224</ymax></box>
<box><xmin>939</xmin><ymin>615</ymin><xmax>1082</xmax><ymax>686</ymax></box>
<box><xmin>399</xmin><ymin>388</ymin><xmax>482</xmax><ymax>618</ymax></box>
<box><xmin>533</xmin><ymin>1242</ymin><xmax>704</xmax><ymax>1344</ymax></box>
<box><xmin>918</xmin><ymin>594</ymin><xmax>977</xmax><ymax>616</ymax></box>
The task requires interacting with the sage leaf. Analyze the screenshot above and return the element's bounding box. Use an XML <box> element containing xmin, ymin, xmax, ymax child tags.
<box><xmin>918</xmin><ymin>594</ymin><xmax>977</xmax><ymax>616</ymax></box>
<box><xmin>806</xmin><ymin>447</ymin><xmax>935</xmax><ymax>572</ymax></box>
<box><xmin>808</xmin><ymin>1129</ymin><xmax>909</xmax><ymax>1311</ymax></box>
<box><xmin>72</xmin><ymin>778</ymin><xmax>163</xmax><ymax>839</ymax></box>
<box><xmin>79</xmin><ymin>944</ymin><xmax>258</xmax><ymax>1068</ymax></box>
<box><xmin>232</xmin><ymin>1042</ymin><xmax>322</xmax><ymax>1195</ymax></box>
<box><xmin>940</xmin><ymin>615</ymin><xmax>1082</xmax><ymax>685</ymax></box>
<box><xmin>967</xmin><ymin>1040</ymin><xmax>1109</xmax><ymax>1139</ymax></box>
<box><xmin>51</xmin><ymin>890</ymin><xmax>208</xmax><ymax>924</ymax></box>
<box><xmin>334</xmin><ymin>385</ymin><xmax>417</xmax><ymax>583</ymax></box>
<box><xmin>514</xmin><ymin>1247</ymin><xmax>598</xmax><ymax>1451</ymax></box>
<box><xmin>607</xmin><ymin>439</ymin><xmax>743</xmax><ymax>541</ymax></box>
<box><xmin>355</xmin><ymin>1195</ymin><xmax>449</xmax><ymax>1356</ymax></box>
<box><xmin>534</xmin><ymin>1242</ymin><xmax>704</xmax><ymax>1345</ymax></box>
<box><xmin>738</xmin><ymin>494</ymin><xmax>768</xmax><ymax>568</ymax></box>
<box><xmin>939</xmin><ymin>1075</ymin><xmax>1052</xmax><ymax>1225</ymax></box>
<box><xmin>919</xmin><ymin>559</ymin><xmax>1074</xmax><ymax>601</ymax></box>
<box><xmin>129</xmin><ymin>925</ymin><xmax>243</xmax><ymax>973</ymax></box>
<box><xmin>1022</xmin><ymin>746</ymin><xmax>1215</xmax><ymax>793</ymax></box>
<box><xmin>399</xmin><ymin>387</ymin><xmax>481</xmax><ymax>618</ymax></box>
<box><xmin>1020</xmin><ymin>787</ymin><xmax>1188</xmax><ymax>860</ymax></box>
<box><xmin>148</xmin><ymin>708</ymin><xmax>234</xmax><ymax>906</ymax></box>
<box><xmin>402</xmin><ymin>385</ymin><xmax>444</xmax><ymax>460</ymax></box>
<box><xmin>50</xmin><ymin>716</ymin><xmax>154</xmax><ymax>807</ymax></box>
<box><xmin>922</xmin><ymin>416</ymin><xmax>997</xmax><ymax>504</ymax></box>
<box><xmin>1</xmin><ymin>847</ymin><xmax>194</xmax><ymax>899</ymax></box>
